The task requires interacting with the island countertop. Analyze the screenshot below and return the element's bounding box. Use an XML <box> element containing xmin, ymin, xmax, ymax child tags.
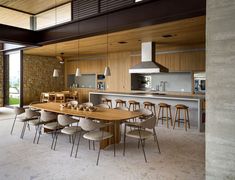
<box><xmin>90</xmin><ymin>90</ymin><xmax>205</xmax><ymax>101</ymax></box>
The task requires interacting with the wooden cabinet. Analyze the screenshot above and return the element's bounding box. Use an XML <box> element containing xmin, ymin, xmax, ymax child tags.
<box><xmin>156</xmin><ymin>51</ymin><xmax>205</xmax><ymax>72</ymax></box>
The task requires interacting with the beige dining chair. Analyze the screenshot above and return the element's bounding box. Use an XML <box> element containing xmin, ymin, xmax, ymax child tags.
<box><xmin>55</xmin><ymin>93</ymin><xmax>65</xmax><ymax>103</ymax></box>
<box><xmin>134</xmin><ymin>108</ymin><xmax>153</xmax><ymax>121</ymax></box>
<box><xmin>114</xmin><ymin>106</ymin><xmax>129</xmax><ymax>111</ymax></box>
<box><xmin>20</xmin><ymin>109</ymin><xmax>41</xmax><ymax>139</ymax></box>
<box><xmin>123</xmin><ymin>115</ymin><xmax>161</xmax><ymax>162</ymax></box>
<box><xmin>52</xmin><ymin>115</ymin><xmax>81</xmax><ymax>157</ymax></box>
<box><xmin>75</xmin><ymin>118</ymin><xmax>115</xmax><ymax>165</ymax></box>
<box><xmin>95</xmin><ymin>103</ymin><xmax>110</xmax><ymax>109</ymax></box>
<box><xmin>10</xmin><ymin>107</ymin><xmax>40</xmax><ymax>138</ymax></box>
<box><xmin>82</xmin><ymin>102</ymin><xmax>93</xmax><ymax>107</ymax></box>
<box><xmin>33</xmin><ymin>110</ymin><xmax>58</xmax><ymax>144</ymax></box>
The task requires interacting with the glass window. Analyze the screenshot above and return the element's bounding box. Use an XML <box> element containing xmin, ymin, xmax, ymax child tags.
<box><xmin>36</xmin><ymin>3</ymin><xmax>71</xmax><ymax>30</ymax></box>
<box><xmin>0</xmin><ymin>7</ymin><xmax>30</xmax><ymax>30</ymax></box>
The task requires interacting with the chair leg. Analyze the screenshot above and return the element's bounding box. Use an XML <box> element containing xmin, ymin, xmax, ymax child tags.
<box><xmin>113</xmin><ymin>127</ymin><xmax>116</xmax><ymax>157</ymax></box>
<box><xmin>75</xmin><ymin>131</ymin><xmax>82</xmax><ymax>158</ymax></box>
<box><xmin>153</xmin><ymin>128</ymin><xmax>161</xmax><ymax>153</ymax></box>
<box><xmin>178</xmin><ymin>110</ymin><xmax>181</xmax><ymax>127</ymax></box>
<box><xmin>96</xmin><ymin>145</ymin><xmax>101</xmax><ymax>166</ymax></box>
<box><xmin>93</xmin><ymin>141</ymin><xmax>95</xmax><ymax>150</ymax></box>
<box><xmin>70</xmin><ymin>133</ymin><xmax>77</xmax><ymax>157</ymax></box>
<box><xmin>88</xmin><ymin>140</ymin><xmax>91</xmax><ymax>150</ymax></box>
<box><xmin>27</xmin><ymin>123</ymin><xmax>30</xmax><ymax>131</ymax></box>
<box><xmin>53</xmin><ymin>132</ymin><xmax>59</xmax><ymax>150</ymax></box>
<box><xmin>20</xmin><ymin>122</ymin><xmax>27</xmax><ymax>139</ymax></box>
<box><xmin>138</xmin><ymin>128</ymin><xmax>147</xmax><ymax>163</ymax></box>
<box><xmin>10</xmin><ymin>115</ymin><xmax>17</xmax><ymax>135</ymax></box>
<box><xmin>166</xmin><ymin>108</ymin><xmax>169</xmax><ymax>128</ymax></box>
<box><xmin>33</xmin><ymin>125</ymin><xmax>39</xmax><ymax>143</ymax></box>
<box><xmin>36</xmin><ymin>125</ymin><xmax>42</xmax><ymax>144</ymax></box>
<box><xmin>184</xmin><ymin>109</ymin><xmax>187</xmax><ymax>131</ymax></box>
<box><xmin>51</xmin><ymin>131</ymin><xmax>56</xmax><ymax>150</ymax></box>
<box><xmin>169</xmin><ymin>107</ymin><xmax>173</xmax><ymax>126</ymax></box>
<box><xmin>123</xmin><ymin>124</ymin><xmax>127</xmax><ymax>156</ymax></box>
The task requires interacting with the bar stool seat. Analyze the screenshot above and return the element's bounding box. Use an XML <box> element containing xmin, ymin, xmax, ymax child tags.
<box><xmin>115</xmin><ymin>99</ymin><xmax>127</xmax><ymax>107</ymax></box>
<box><xmin>173</xmin><ymin>104</ymin><xmax>190</xmax><ymax>131</ymax></box>
<box><xmin>128</xmin><ymin>100</ymin><xmax>140</xmax><ymax>111</ymax></box>
<box><xmin>143</xmin><ymin>101</ymin><xmax>156</xmax><ymax>115</ymax></box>
<box><xmin>101</xmin><ymin>97</ymin><xmax>112</xmax><ymax>108</ymax></box>
<box><xmin>157</xmin><ymin>103</ymin><xmax>172</xmax><ymax>128</ymax></box>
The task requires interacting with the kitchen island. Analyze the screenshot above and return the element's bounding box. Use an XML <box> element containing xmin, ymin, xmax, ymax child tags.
<box><xmin>89</xmin><ymin>91</ymin><xmax>205</xmax><ymax>132</ymax></box>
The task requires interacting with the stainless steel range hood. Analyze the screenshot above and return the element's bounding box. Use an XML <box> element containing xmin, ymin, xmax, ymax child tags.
<box><xmin>129</xmin><ymin>42</ymin><xmax>168</xmax><ymax>74</ymax></box>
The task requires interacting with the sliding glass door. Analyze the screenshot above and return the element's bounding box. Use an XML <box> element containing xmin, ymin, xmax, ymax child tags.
<box><xmin>4</xmin><ymin>51</ymin><xmax>23</xmax><ymax>107</ymax></box>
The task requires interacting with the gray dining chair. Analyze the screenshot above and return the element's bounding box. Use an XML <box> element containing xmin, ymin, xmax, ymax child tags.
<box><xmin>52</xmin><ymin>114</ymin><xmax>81</xmax><ymax>157</ymax></box>
<box><xmin>75</xmin><ymin>118</ymin><xmax>115</xmax><ymax>165</ymax></box>
<box><xmin>123</xmin><ymin>115</ymin><xmax>161</xmax><ymax>162</ymax></box>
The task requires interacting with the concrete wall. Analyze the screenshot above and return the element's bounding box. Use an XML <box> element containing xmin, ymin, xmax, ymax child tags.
<box><xmin>23</xmin><ymin>54</ymin><xmax>64</xmax><ymax>105</ymax></box>
<box><xmin>206</xmin><ymin>0</ymin><xmax>235</xmax><ymax>179</ymax></box>
<box><xmin>0</xmin><ymin>53</ymin><xmax>3</xmax><ymax>107</ymax></box>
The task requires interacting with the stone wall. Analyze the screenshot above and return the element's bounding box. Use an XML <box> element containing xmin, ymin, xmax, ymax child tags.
<box><xmin>0</xmin><ymin>53</ymin><xmax>3</xmax><ymax>107</ymax></box>
<box><xmin>206</xmin><ymin>0</ymin><xmax>235</xmax><ymax>179</ymax></box>
<box><xmin>23</xmin><ymin>54</ymin><xmax>64</xmax><ymax>105</ymax></box>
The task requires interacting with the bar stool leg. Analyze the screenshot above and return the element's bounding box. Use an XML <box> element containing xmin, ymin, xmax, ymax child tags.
<box><xmin>169</xmin><ymin>107</ymin><xmax>173</xmax><ymax>126</ymax></box>
<box><xmin>157</xmin><ymin>107</ymin><xmax>161</xmax><ymax>126</ymax></box>
<box><xmin>153</xmin><ymin>105</ymin><xmax>156</xmax><ymax>115</ymax></box>
<box><xmin>184</xmin><ymin>109</ymin><xmax>187</xmax><ymax>131</ymax></box>
<box><xmin>166</xmin><ymin>107</ymin><xmax>169</xmax><ymax>128</ymax></box>
<box><xmin>161</xmin><ymin>107</ymin><xmax>164</xmax><ymax>125</ymax></box>
<box><xmin>187</xmin><ymin>109</ymin><xmax>190</xmax><ymax>128</ymax></box>
<box><xmin>178</xmin><ymin>109</ymin><xmax>180</xmax><ymax>127</ymax></box>
<box><xmin>173</xmin><ymin>109</ymin><xmax>178</xmax><ymax>129</ymax></box>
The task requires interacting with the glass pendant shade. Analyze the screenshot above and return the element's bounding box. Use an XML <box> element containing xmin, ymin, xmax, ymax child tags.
<box><xmin>53</xmin><ymin>69</ymin><xmax>59</xmax><ymax>77</ymax></box>
<box><xmin>75</xmin><ymin>68</ymin><xmax>81</xmax><ymax>77</ymax></box>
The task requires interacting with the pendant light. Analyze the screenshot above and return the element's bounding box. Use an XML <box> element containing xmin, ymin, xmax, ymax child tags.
<box><xmin>75</xmin><ymin>67</ymin><xmax>81</xmax><ymax>77</ymax></box>
<box><xmin>53</xmin><ymin>0</ymin><xmax>59</xmax><ymax>78</ymax></box>
<box><xmin>53</xmin><ymin>69</ymin><xmax>59</xmax><ymax>77</ymax></box>
<box><xmin>104</xmin><ymin>2</ymin><xmax>111</xmax><ymax>76</ymax></box>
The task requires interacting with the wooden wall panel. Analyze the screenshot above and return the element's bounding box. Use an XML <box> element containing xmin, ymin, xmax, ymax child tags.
<box><xmin>65</xmin><ymin>50</ymin><xmax>205</xmax><ymax>94</ymax></box>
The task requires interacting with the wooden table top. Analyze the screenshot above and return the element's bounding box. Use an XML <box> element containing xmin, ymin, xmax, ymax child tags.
<box><xmin>30</xmin><ymin>102</ymin><xmax>142</xmax><ymax>121</ymax></box>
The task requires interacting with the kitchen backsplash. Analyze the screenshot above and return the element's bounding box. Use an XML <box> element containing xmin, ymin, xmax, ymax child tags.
<box><xmin>151</xmin><ymin>72</ymin><xmax>192</xmax><ymax>92</ymax></box>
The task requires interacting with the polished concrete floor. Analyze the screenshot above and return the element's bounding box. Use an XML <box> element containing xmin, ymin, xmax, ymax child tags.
<box><xmin>0</xmin><ymin>107</ymin><xmax>205</xmax><ymax>180</ymax></box>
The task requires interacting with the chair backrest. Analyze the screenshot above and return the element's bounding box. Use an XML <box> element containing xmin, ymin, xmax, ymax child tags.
<box><xmin>82</xmin><ymin>102</ymin><xmax>93</xmax><ymax>107</ymax></box>
<box><xmin>139</xmin><ymin>115</ymin><xmax>156</xmax><ymax>129</ymax></box>
<box><xmin>79</xmin><ymin>118</ymin><xmax>100</xmax><ymax>131</ymax></box>
<box><xmin>69</xmin><ymin>100</ymin><xmax>79</xmax><ymax>106</ymax></box>
<box><xmin>135</xmin><ymin>108</ymin><xmax>153</xmax><ymax>117</ymax></box>
<box><xmin>114</xmin><ymin>106</ymin><xmax>129</xmax><ymax>111</ymax></box>
<box><xmin>96</xmin><ymin>104</ymin><xmax>110</xmax><ymax>109</ymax></box>
<box><xmin>58</xmin><ymin>114</ymin><xmax>76</xmax><ymax>126</ymax></box>
<box><xmin>25</xmin><ymin>109</ymin><xmax>40</xmax><ymax>119</ymax></box>
<box><xmin>14</xmin><ymin>107</ymin><xmax>25</xmax><ymax>116</ymax></box>
<box><xmin>40</xmin><ymin>110</ymin><xmax>57</xmax><ymax>122</ymax></box>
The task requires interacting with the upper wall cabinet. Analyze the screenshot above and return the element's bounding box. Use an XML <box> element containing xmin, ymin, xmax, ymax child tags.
<box><xmin>156</xmin><ymin>51</ymin><xmax>205</xmax><ymax>72</ymax></box>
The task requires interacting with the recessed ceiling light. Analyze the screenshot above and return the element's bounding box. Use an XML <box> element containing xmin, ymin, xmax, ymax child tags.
<box><xmin>118</xmin><ymin>41</ymin><xmax>128</xmax><ymax>44</ymax></box>
<box><xmin>162</xmin><ymin>34</ymin><xmax>177</xmax><ymax>38</ymax></box>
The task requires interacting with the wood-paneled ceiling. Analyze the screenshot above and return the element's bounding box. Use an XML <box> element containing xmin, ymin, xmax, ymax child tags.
<box><xmin>24</xmin><ymin>16</ymin><xmax>205</xmax><ymax>57</ymax></box>
<box><xmin>0</xmin><ymin>0</ymin><xmax>71</xmax><ymax>14</ymax></box>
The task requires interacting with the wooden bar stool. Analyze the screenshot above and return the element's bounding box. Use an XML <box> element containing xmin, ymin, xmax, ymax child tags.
<box><xmin>101</xmin><ymin>97</ymin><xmax>112</xmax><ymax>108</ymax></box>
<box><xmin>143</xmin><ymin>101</ymin><xmax>156</xmax><ymax>115</ymax></box>
<box><xmin>157</xmin><ymin>103</ymin><xmax>172</xmax><ymax>128</ymax></box>
<box><xmin>115</xmin><ymin>99</ymin><xmax>127</xmax><ymax>107</ymax></box>
<box><xmin>128</xmin><ymin>100</ymin><xmax>140</xmax><ymax>111</ymax></box>
<box><xmin>173</xmin><ymin>104</ymin><xmax>190</xmax><ymax>131</ymax></box>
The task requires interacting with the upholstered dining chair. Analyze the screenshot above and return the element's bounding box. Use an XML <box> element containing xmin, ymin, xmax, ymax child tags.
<box><xmin>95</xmin><ymin>103</ymin><xmax>110</xmax><ymax>109</ymax></box>
<box><xmin>10</xmin><ymin>107</ymin><xmax>40</xmax><ymax>138</ymax></box>
<box><xmin>82</xmin><ymin>102</ymin><xmax>93</xmax><ymax>107</ymax></box>
<box><xmin>123</xmin><ymin>115</ymin><xmax>161</xmax><ymax>162</ymax></box>
<box><xmin>52</xmin><ymin>115</ymin><xmax>81</xmax><ymax>157</ymax></box>
<box><xmin>32</xmin><ymin>110</ymin><xmax>58</xmax><ymax>144</ymax></box>
<box><xmin>75</xmin><ymin>118</ymin><xmax>115</xmax><ymax>165</ymax></box>
<box><xmin>20</xmin><ymin>109</ymin><xmax>41</xmax><ymax>139</ymax></box>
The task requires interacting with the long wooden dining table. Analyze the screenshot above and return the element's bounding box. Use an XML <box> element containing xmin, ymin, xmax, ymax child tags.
<box><xmin>30</xmin><ymin>102</ymin><xmax>142</xmax><ymax>148</ymax></box>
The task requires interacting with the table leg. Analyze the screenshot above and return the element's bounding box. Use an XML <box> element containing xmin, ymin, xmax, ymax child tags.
<box><xmin>100</xmin><ymin>121</ymin><xmax>121</xmax><ymax>149</ymax></box>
